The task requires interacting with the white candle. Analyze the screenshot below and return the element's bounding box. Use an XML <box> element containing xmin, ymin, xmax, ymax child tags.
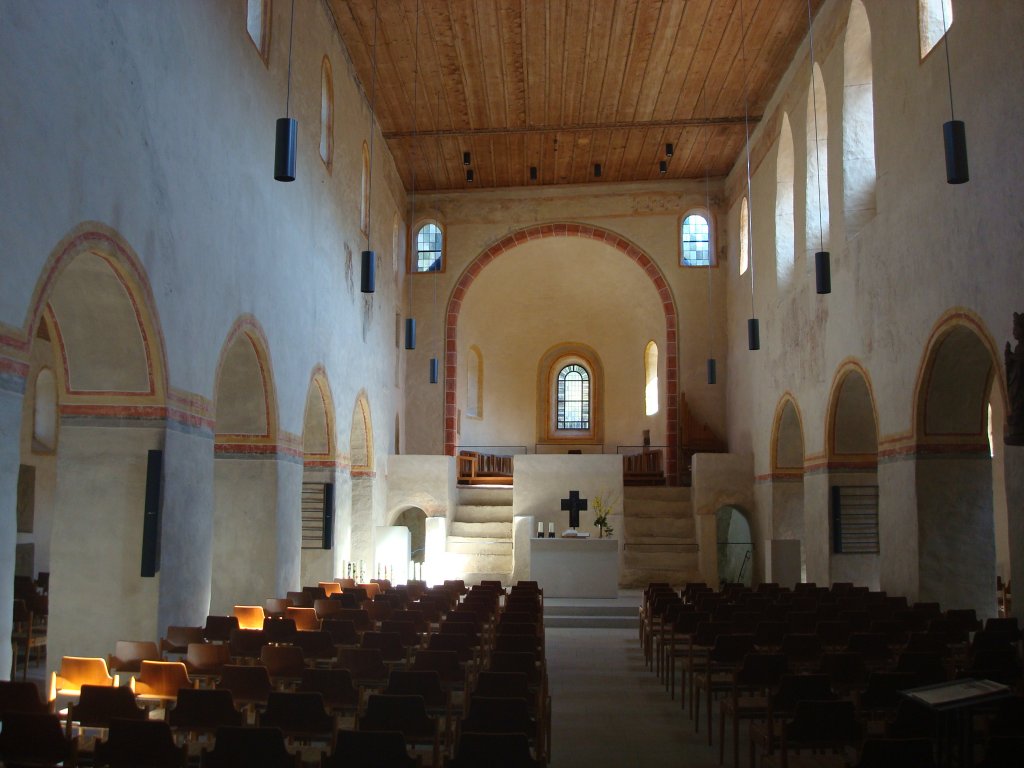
<box><xmin>548</xmin><ymin>522</ymin><xmax>555</xmax><ymax>536</ymax></box>
<box><xmin>537</xmin><ymin>521</ymin><xmax>543</xmax><ymax>536</ymax></box>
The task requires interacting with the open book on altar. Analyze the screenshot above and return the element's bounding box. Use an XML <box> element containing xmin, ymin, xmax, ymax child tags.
<box><xmin>561</xmin><ymin>529</ymin><xmax>590</xmax><ymax>538</ymax></box>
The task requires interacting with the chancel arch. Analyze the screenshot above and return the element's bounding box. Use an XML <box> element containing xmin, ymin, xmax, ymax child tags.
<box><xmin>445</xmin><ymin>223</ymin><xmax>679</xmax><ymax>480</ymax></box>
<box><xmin>822</xmin><ymin>361</ymin><xmax>880</xmax><ymax>589</ymax></box>
<box><xmin>299</xmin><ymin>367</ymin><xmax>338</xmax><ymax>586</ymax></box>
<box><xmin>211</xmin><ymin>317</ymin><xmax>280</xmax><ymax>613</ymax></box>
<box><xmin>913</xmin><ymin>312</ymin><xmax>1002</xmax><ymax>616</ymax></box>
<box><xmin>15</xmin><ymin>224</ymin><xmax>168</xmax><ymax>667</ymax></box>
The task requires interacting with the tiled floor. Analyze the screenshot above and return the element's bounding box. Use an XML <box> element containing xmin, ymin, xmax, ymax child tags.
<box><xmin>546</xmin><ymin>623</ymin><xmax>732</xmax><ymax>768</ymax></box>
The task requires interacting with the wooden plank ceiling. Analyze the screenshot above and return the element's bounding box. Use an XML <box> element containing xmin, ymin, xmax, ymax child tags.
<box><xmin>329</xmin><ymin>0</ymin><xmax>824</xmax><ymax>192</ymax></box>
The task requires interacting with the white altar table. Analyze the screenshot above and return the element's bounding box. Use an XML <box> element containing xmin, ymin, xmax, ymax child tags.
<box><xmin>529</xmin><ymin>537</ymin><xmax>619</xmax><ymax>598</ymax></box>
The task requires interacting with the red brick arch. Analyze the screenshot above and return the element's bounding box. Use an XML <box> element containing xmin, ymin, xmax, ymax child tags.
<box><xmin>443</xmin><ymin>222</ymin><xmax>679</xmax><ymax>483</ymax></box>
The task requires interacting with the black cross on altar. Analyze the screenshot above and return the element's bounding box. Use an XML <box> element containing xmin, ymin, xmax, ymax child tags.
<box><xmin>561</xmin><ymin>490</ymin><xmax>588</xmax><ymax>530</ymax></box>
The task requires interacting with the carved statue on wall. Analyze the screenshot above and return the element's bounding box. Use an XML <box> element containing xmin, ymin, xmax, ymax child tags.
<box><xmin>1007</xmin><ymin>311</ymin><xmax>1024</xmax><ymax>445</ymax></box>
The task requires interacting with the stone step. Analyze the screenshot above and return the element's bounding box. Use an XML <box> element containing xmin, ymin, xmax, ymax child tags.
<box><xmin>445</xmin><ymin>551</ymin><xmax>513</xmax><ymax>577</ymax></box>
<box><xmin>455</xmin><ymin>505</ymin><xmax>514</xmax><ymax>524</ymax></box>
<box><xmin>450</xmin><ymin>521</ymin><xmax>513</xmax><ymax>539</ymax></box>
<box><xmin>544</xmin><ymin>614</ymin><xmax>638</xmax><ymax>629</ymax></box>
<box><xmin>623</xmin><ymin>486</ymin><xmax>691</xmax><ymax>502</ymax></box>
<box><xmin>446</xmin><ymin>537</ymin><xmax>512</xmax><ymax>555</ymax></box>
<box><xmin>619</xmin><ymin>568</ymin><xmax>703</xmax><ymax>589</ymax></box>
<box><xmin>623</xmin><ymin>498</ymin><xmax>693</xmax><ymax>518</ymax></box>
<box><xmin>622</xmin><ymin>549</ymin><xmax>699</xmax><ymax>570</ymax></box>
<box><xmin>459</xmin><ymin>572</ymin><xmax>512</xmax><ymax>587</ymax></box>
<box><xmin>457</xmin><ymin>486</ymin><xmax>514</xmax><ymax>506</ymax></box>
<box><xmin>624</xmin><ymin>539</ymin><xmax>698</xmax><ymax>551</ymax></box>
<box><xmin>624</xmin><ymin>516</ymin><xmax>695</xmax><ymax>538</ymax></box>
<box><xmin>544</xmin><ymin>604</ymin><xmax>638</xmax><ymax>618</ymax></box>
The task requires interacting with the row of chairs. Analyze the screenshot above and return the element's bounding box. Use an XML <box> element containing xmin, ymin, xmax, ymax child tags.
<box><xmin>640</xmin><ymin>580</ymin><xmax>1024</xmax><ymax>767</ymax></box>
<box><xmin>17</xmin><ymin>577</ymin><xmax>549</xmax><ymax>766</ymax></box>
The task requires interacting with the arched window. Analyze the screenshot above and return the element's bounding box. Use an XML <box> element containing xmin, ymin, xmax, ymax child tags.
<box><xmin>776</xmin><ymin>113</ymin><xmax>795</xmax><ymax>288</ymax></box>
<box><xmin>360</xmin><ymin>141</ymin><xmax>370</xmax><ymax>234</ymax></box>
<box><xmin>680</xmin><ymin>210</ymin><xmax>713</xmax><ymax>266</ymax></box>
<box><xmin>644</xmin><ymin>341</ymin><xmax>659</xmax><ymax>416</ymax></box>
<box><xmin>844</xmin><ymin>0</ymin><xmax>876</xmax><ymax>235</ymax></box>
<box><xmin>412</xmin><ymin>222</ymin><xmax>443</xmax><ymax>272</ymax></box>
<box><xmin>319</xmin><ymin>57</ymin><xmax>334</xmax><ymax>169</ymax></box>
<box><xmin>466</xmin><ymin>346</ymin><xmax>483</xmax><ymax>418</ymax></box>
<box><xmin>739</xmin><ymin>197</ymin><xmax>750</xmax><ymax>276</ymax></box>
<box><xmin>557</xmin><ymin>364</ymin><xmax>590</xmax><ymax>430</ymax></box>
<box><xmin>246</xmin><ymin>0</ymin><xmax>271</xmax><ymax>65</ymax></box>
<box><xmin>919</xmin><ymin>0</ymin><xmax>953</xmax><ymax>59</ymax></box>
<box><xmin>805</xmin><ymin>62</ymin><xmax>830</xmax><ymax>261</ymax></box>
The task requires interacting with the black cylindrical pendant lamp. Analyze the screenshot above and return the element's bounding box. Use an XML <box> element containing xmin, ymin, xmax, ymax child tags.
<box><xmin>429</xmin><ymin>357</ymin><xmax>439</xmax><ymax>384</ymax></box>
<box><xmin>666</xmin><ymin>143</ymin><xmax>674</xmax><ymax>157</ymax></box>
<box><xmin>530</xmin><ymin>166</ymin><xmax>538</xmax><ymax>181</ymax></box>
<box><xmin>815</xmin><ymin>251</ymin><xmax>831</xmax><ymax>295</ymax></box>
<box><xmin>748</xmin><ymin>318</ymin><xmax>760</xmax><ymax>351</ymax></box>
<box><xmin>943</xmin><ymin>120</ymin><xmax>969</xmax><ymax>184</ymax></box>
<box><xmin>360</xmin><ymin>250</ymin><xmax>375</xmax><ymax>293</ymax></box>
<box><xmin>706</xmin><ymin>358</ymin><xmax>717</xmax><ymax>385</ymax></box>
<box><xmin>274</xmin><ymin>117</ymin><xmax>297</xmax><ymax>182</ymax></box>
<box><xmin>659</xmin><ymin>160</ymin><xmax>667</xmax><ymax>174</ymax></box>
<box><xmin>404</xmin><ymin>317</ymin><xmax>417</xmax><ymax>350</ymax></box>
<box><xmin>594</xmin><ymin>163</ymin><xmax>602</xmax><ymax>177</ymax></box>
<box><xmin>463</xmin><ymin>151</ymin><xmax>471</xmax><ymax>166</ymax></box>
<box><xmin>466</xmin><ymin>169</ymin><xmax>474</xmax><ymax>183</ymax></box>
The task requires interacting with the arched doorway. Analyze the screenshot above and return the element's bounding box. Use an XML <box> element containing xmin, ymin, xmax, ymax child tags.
<box><xmin>914</xmin><ymin>317</ymin><xmax>1001</xmax><ymax>615</ymax></box>
<box><xmin>210</xmin><ymin>318</ymin><xmax>279</xmax><ymax>613</ymax></box>
<box><xmin>716</xmin><ymin>506</ymin><xmax>753</xmax><ymax>587</ymax></box>
<box><xmin>15</xmin><ymin>226</ymin><xmax>168</xmax><ymax>664</ymax></box>
<box><xmin>825</xmin><ymin>363</ymin><xmax>879</xmax><ymax>589</ymax></box>
<box><xmin>771</xmin><ymin>395</ymin><xmax>806</xmax><ymax>583</ymax></box>
<box><xmin>393</xmin><ymin>506</ymin><xmax>427</xmax><ymax>574</ymax></box>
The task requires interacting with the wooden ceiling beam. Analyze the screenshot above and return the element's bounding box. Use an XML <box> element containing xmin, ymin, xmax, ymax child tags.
<box><xmin>382</xmin><ymin>115</ymin><xmax>761</xmax><ymax>140</ymax></box>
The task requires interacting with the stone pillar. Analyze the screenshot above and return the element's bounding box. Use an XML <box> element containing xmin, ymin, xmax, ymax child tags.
<box><xmin>275</xmin><ymin>456</ymin><xmax>303</xmax><ymax>597</ymax></box>
<box><xmin>1005</xmin><ymin>445</ymin><xmax>1024</xmax><ymax>622</ymax></box>
<box><xmin>878</xmin><ymin>458</ymin><xmax>919</xmax><ymax>601</ymax></box>
<box><xmin>157</xmin><ymin>426</ymin><xmax>215</xmax><ymax>636</ymax></box>
<box><xmin>802</xmin><ymin>472</ymin><xmax>831</xmax><ymax>584</ymax></box>
<box><xmin>0</xmin><ymin>386</ymin><xmax>25</xmax><ymax>679</ymax></box>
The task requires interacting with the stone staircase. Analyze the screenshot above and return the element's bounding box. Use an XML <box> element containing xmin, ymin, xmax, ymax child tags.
<box><xmin>620</xmin><ymin>486</ymin><xmax>701</xmax><ymax>588</ymax></box>
<box><xmin>446</xmin><ymin>486</ymin><xmax>514</xmax><ymax>585</ymax></box>
<box><xmin>543</xmin><ymin>602</ymin><xmax>639</xmax><ymax>630</ymax></box>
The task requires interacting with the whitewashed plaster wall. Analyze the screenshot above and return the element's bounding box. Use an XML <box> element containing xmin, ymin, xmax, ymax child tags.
<box><xmin>385</xmin><ymin>455</ymin><xmax>457</xmax><ymax>526</ymax></box>
<box><xmin>403</xmin><ymin>182</ymin><xmax>730</xmax><ymax>458</ymax></box>
<box><xmin>722</xmin><ymin>0</ymin><xmax>1023</xmax><ymax>606</ymax></box>
<box><xmin>0</xmin><ymin>0</ymin><xmax>410</xmax><ymax>669</ymax></box>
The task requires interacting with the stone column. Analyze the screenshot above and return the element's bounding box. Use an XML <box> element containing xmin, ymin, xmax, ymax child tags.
<box><xmin>157</xmin><ymin>426</ymin><xmax>215</xmax><ymax>637</ymax></box>
<box><xmin>275</xmin><ymin>456</ymin><xmax>303</xmax><ymax>597</ymax></box>
<box><xmin>1005</xmin><ymin>445</ymin><xmax>1024</xmax><ymax>622</ymax></box>
<box><xmin>0</xmin><ymin>386</ymin><xmax>25</xmax><ymax>679</ymax></box>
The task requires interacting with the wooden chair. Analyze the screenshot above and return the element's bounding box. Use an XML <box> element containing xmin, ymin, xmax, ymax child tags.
<box><xmin>337</xmin><ymin>648</ymin><xmax>389</xmax><ymax>695</ymax></box>
<box><xmin>322</xmin><ymin>729</ymin><xmax>418</xmax><ymax>767</ymax></box>
<box><xmin>447</xmin><ymin>731</ymin><xmax>542</xmax><ymax>768</ymax></box>
<box><xmin>412</xmin><ymin>650</ymin><xmax>469</xmax><ymax>692</ymax></box>
<box><xmin>286</xmin><ymin>590</ymin><xmax>314</xmax><ymax>608</ymax></box>
<box><xmin>748</xmin><ymin>674</ymin><xmax>836</xmax><ymax>767</ymax></box>
<box><xmin>260</xmin><ymin>644</ymin><xmax>306</xmax><ymax>689</ymax></box>
<box><xmin>228</xmin><ymin>628</ymin><xmax>268</xmax><ymax>661</ymax></box>
<box><xmin>322</xmin><ymin>618</ymin><xmax>361</xmax><ymax>648</ymax></box>
<box><xmin>362</xmin><ymin>631</ymin><xmax>409</xmax><ymax>667</ymax></box>
<box><xmin>183</xmin><ymin>642</ymin><xmax>231</xmax><ymax>685</ymax></box>
<box><xmin>286</xmin><ymin>606</ymin><xmax>322</xmax><ymax>632</ymax></box>
<box><xmin>768</xmin><ymin>699</ymin><xmax>864</xmax><ymax>768</ymax></box>
<box><xmin>199</xmin><ymin>726</ymin><xmax>300</xmax><ymax>767</ymax></box>
<box><xmin>262</xmin><ymin>617</ymin><xmax>298</xmax><ymax>644</ymax></box>
<box><xmin>0</xmin><ymin>679</ymin><xmax>48</xmax><ymax>716</ymax></box>
<box><xmin>202</xmin><ymin>615</ymin><xmax>239</xmax><ymax>644</ymax></box>
<box><xmin>298</xmin><ymin>668</ymin><xmax>359</xmax><ymax>720</ymax></box>
<box><xmin>0</xmin><ymin>711</ymin><xmax>78</xmax><ymax>767</ymax></box>
<box><xmin>854</xmin><ymin>737</ymin><xmax>936</xmax><ymax>768</ymax></box>
<box><xmin>291</xmin><ymin>630</ymin><xmax>337</xmax><ymax>667</ymax></box>
<box><xmin>314</xmin><ymin>598</ymin><xmax>347</xmax><ymax>620</ymax></box>
<box><xmin>693</xmin><ymin>633</ymin><xmax>756</xmax><ymax>743</ymax></box>
<box><xmin>386</xmin><ymin>670</ymin><xmax>451</xmax><ymax>749</ymax></box>
<box><xmin>232</xmin><ymin>605</ymin><xmax>266</xmax><ymax>631</ymax></box>
<box><xmin>51</xmin><ymin>656</ymin><xmax>116</xmax><ymax>704</ymax></box>
<box><xmin>264</xmin><ymin>598</ymin><xmax>293</xmax><ymax>618</ymax></box>
<box><xmin>108</xmin><ymin>640</ymin><xmax>161</xmax><ymax>674</ymax></box>
<box><xmin>216</xmin><ymin>665</ymin><xmax>273</xmax><ymax>712</ymax></box>
<box><xmin>132</xmin><ymin>660</ymin><xmax>195</xmax><ymax>707</ymax></box>
<box><xmin>93</xmin><ymin>718</ymin><xmax>187</xmax><ymax>767</ymax></box>
<box><xmin>258</xmin><ymin>691</ymin><xmax>335</xmax><ymax>745</ymax></box>
<box><xmin>319</xmin><ymin>581</ymin><xmax>343</xmax><ymax>596</ymax></box>
<box><xmin>718</xmin><ymin>653</ymin><xmax>788</xmax><ymax>767</ymax></box>
<box><xmin>358</xmin><ymin>693</ymin><xmax>440</xmax><ymax>768</ymax></box>
<box><xmin>160</xmin><ymin>625</ymin><xmax>205</xmax><ymax>657</ymax></box>
<box><xmin>66</xmin><ymin>684</ymin><xmax>146</xmax><ymax>745</ymax></box>
<box><xmin>167</xmin><ymin>687</ymin><xmax>243</xmax><ymax>743</ymax></box>
<box><xmin>12</xmin><ymin>599</ymin><xmax>46</xmax><ymax>681</ymax></box>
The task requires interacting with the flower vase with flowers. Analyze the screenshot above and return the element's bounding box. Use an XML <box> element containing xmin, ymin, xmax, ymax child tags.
<box><xmin>592</xmin><ymin>493</ymin><xmax>614</xmax><ymax>538</ymax></box>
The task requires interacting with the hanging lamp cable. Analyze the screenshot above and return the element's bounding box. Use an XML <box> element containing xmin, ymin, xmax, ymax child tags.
<box><xmin>806</xmin><ymin>0</ymin><xmax>825</xmax><ymax>256</ymax></box>
<box><xmin>738</xmin><ymin>0</ymin><xmax>756</xmax><ymax>320</ymax></box>
<box><xmin>366</xmin><ymin>0</ymin><xmax>380</xmax><ymax>251</ymax></box>
<box><xmin>701</xmin><ymin>80</ymin><xmax>715</xmax><ymax>366</ymax></box>
<box><xmin>285</xmin><ymin>0</ymin><xmax>295</xmax><ymax>118</ymax></box>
